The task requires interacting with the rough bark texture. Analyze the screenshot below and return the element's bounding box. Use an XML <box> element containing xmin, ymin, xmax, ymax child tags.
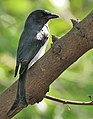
<box><xmin>1</xmin><ymin>11</ymin><xmax>93</xmax><ymax>119</ymax></box>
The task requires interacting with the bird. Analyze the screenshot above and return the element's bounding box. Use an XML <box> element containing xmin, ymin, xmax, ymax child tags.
<box><xmin>7</xmin><ymin>9</ymin><xmax>59</xmax><ymax>115</ymax></box>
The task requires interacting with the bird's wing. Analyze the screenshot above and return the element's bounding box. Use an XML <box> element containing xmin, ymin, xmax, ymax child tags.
<box><xmin>15</xmin><ymin>26</ymin><xmax>49</xmax><ymax>76</ymax></box>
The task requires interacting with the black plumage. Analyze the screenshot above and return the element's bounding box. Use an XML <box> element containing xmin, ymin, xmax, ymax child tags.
<box><xmin>7</xmin><ymin>9</ymin><xmax>59</xmax><ymax>115</ymax></box>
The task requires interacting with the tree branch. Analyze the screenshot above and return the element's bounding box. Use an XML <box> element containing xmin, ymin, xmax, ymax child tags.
<box><xmin>1</xmin><ymin>11</ymin><xmax>93</xmax><ymax>119</ymax></box>
<box><xmin>45</xmin><ymin>95</ymin><xmax>93</xmax><ymax>105</ymax></box>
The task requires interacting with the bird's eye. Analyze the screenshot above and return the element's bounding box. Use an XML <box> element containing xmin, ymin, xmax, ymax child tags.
<box><xmin>40</xmin><ymin>13</ymin><xmax>44</xmax><ymax>17</ymax></box>
<box><xmin>43</xmin><ymin>12</ymin><xmax>45</xmax><ymax>15</ymax></box>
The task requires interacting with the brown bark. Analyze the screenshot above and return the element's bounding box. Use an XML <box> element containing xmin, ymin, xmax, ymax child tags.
<box><xmin>0</xmin><ymin>11</ymin><xmax>93</xmax><ymax>119</ymax></box>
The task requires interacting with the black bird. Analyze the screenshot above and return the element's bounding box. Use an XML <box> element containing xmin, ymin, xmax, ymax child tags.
<box><xmin>7</xmin><ymin>9</ymin><xmax>59</xmax><ymax>115</ymax></box>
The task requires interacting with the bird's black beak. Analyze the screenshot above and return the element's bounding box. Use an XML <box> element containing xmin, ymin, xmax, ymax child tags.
<box><xmin>48</xmin><ymin>13</ymin><xmax>59</xmax><ymax>19</ymax></box>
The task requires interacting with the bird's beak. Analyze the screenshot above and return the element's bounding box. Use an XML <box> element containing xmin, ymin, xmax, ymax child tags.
<box><xmin>48</xmin><ymin>13</ymin><xmax>59</xmax><ymax>19</ymax></box>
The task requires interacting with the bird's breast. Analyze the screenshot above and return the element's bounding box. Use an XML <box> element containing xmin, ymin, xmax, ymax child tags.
<box><xmin>28</xmin><ymin>39</ymin><xmax>49</xmax><ymax>69</ymax></box>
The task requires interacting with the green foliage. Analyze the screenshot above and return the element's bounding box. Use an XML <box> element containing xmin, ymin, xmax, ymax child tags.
<box><xmin>0</xmin><ymin>0</ymin><xmax>93</xmax><ymax>118</ymax></box>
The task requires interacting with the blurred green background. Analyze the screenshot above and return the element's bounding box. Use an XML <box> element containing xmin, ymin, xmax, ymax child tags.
<box><xmin>0</xmin><ymin>0</ymin><xmax>93</xmax><ymax>119</ymax></box>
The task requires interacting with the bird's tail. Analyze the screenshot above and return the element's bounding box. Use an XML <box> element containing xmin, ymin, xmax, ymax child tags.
<box><xmin>7</xmin><ymin>68</ymin><xmax>28</xmax><ymax>117</ymax></box>
<box><xmin>18</xmin><ymin>69</ymin><xmax>27</xmax><ymax>100</ymax></box>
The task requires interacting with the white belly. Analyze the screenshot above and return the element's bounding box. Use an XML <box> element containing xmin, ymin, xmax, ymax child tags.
<box><xmin>28</xmin><ymin>39</ymin><xmax>49</xmax><ymax>69</ymax></box>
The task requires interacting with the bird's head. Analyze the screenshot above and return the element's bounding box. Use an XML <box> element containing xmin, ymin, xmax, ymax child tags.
<box><xmin>25</xmin><ymin>9</ymin><xmax>59</xmax><ymax>26</ymax></box>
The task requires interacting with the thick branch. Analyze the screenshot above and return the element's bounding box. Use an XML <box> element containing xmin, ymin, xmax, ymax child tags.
<box><xmin>1</xmin><ymin>11</ymin><xmax>93</xmax><ymax>119</ymax></box>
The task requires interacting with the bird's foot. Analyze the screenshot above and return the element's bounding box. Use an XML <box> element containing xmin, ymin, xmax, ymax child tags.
<box><xmin>7</xmin><ymin>97</ymin><xmax>28</xmax><ymax>117</ymax></box>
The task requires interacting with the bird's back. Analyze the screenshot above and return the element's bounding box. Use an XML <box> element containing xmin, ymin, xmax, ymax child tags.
<box><xmin>15</xmin><ymin>24</ymin><xmax>49</xmax><ymax>76</ymax></box>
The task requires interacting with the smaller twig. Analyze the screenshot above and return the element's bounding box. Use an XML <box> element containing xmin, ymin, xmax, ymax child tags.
<box><xmin>70</xmin><ymin>19</ymin><xmax>80</xmax><ymax>26</ymax></box>
<box><xmin>52</xmin><ymin>35</ymin><xmax>59</xmax><ymax>43</ymax></box>
<box><xmin>44</xmin><ymin>95</ymin><xmax>93</xmax><ymax>106</ymax></box>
